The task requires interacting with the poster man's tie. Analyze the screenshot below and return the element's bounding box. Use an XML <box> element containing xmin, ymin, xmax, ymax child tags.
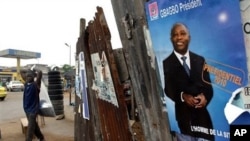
<box><xmin>181</xmin><ymin>56</ymin><xmax>190</xmax><ymax>76</ymax></box>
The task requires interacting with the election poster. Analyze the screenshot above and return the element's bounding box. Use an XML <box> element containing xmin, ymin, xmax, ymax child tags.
<box><xmin>145</xmin><ymin>0</ymin><xmax>248</xmax><ymax>140</ymax></box>
<box><xmin>75</xmin><ymin>55</ymin><xmax>81</xmax><ymax>98</ymax></box>
<box><xmin>91</xmin><ymin>51</ymin><xmax>119</xmax><ymax>107</ymax></box>
<box><xmin>79</xmin><ymin>52</ymin><xmax>90</xmax><ymax>119</ymax></box>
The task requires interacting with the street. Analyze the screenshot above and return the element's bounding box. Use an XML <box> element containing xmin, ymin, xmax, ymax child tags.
<box><xmin>0</xmin><ymin>91</ymin><xmax>74</xmax><ymax>141</ymax></box>
<box><xmin>0</xmin><ymin>91</ymin><xmax>25</xmax><ymax>123</ymax></box>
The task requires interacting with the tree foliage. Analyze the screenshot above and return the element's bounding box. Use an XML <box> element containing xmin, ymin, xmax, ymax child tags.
<box><xmin>62</xmin><ymin>64</ymin><xmax>73</xmax><ymax>72</ymax></box>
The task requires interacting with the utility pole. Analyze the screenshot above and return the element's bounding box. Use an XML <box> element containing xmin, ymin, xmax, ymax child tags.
<box><xmin>65</xmin><ymin>43</ymin><xmax>71</xmax><ymax>66</ymax></box>
<box><xmin>65</xmin><ymin>43</ymin><xmax>73</xmax><ymax>105</ymax></box>
<box><xmin>111</xmin><ymin>0</ymin><xmax>173</xmax><ymax>140</ymax></box>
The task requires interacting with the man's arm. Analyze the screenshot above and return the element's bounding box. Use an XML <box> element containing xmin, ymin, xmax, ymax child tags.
<box><xmin>192</xmin><ymin>60</ymin><xmax>213</xmax><ymax>108</ymax></box>
<box><xmin>35</xmin><ymin>69</ymin><xmax>43</xmax><ymax>88</ymax></box>
<box><xmin>201</xmin><ymin>61</ymin><xmax>213</xmax><ymax>104</ymax></box>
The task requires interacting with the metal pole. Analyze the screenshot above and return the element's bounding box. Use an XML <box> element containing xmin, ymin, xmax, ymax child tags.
<box><xmin>69</xmin><ymin>83</ymin><xmax>72</xmax><ymax>105</ymax></box>
<box><xmin>65</xmin><ymin>43</ymin><xmax>71</xmax><ymax>66</ymax></box>
<box><xmin>69</xmin><ymin>45</ymin><xmax>71</xmax><ymax>66</ymax></box>
<box><xmin>65</xmin><ymin>43</ymin><xmax>72</xmax><ymax>105</ymax></box>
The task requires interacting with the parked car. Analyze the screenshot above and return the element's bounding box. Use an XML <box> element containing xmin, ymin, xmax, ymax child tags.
<box><xmin>6</xmin><ymin>81</ymin><xmax>24</xmax><ymax>92</ymax></box>
<box><xmin>1</xmin><ymin>81</ymin><xmax>8</xmax><ymax>89</ymax></box>
<box><xmin>0</xmin><ymin>83</ymin><xmax>7</xmax><ymax>101</ymax></box>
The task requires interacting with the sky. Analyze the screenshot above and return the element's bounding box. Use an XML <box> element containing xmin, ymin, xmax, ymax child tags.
<box><xmin>0</xmin><ymin>0</ymin><xmax>122</xmax><ymax>67</ymax></box>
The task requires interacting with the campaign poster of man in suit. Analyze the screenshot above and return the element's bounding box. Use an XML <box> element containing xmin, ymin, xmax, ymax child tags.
<box><xmin>145</xmin><ymin>0</ymin><xmax>248</xmax><ymax>141</ymax></box>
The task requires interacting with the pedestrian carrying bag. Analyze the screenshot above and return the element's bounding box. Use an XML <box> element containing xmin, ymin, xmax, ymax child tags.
<box><xmin>39</xmin><ymin>81</ymin><xmax>56</xmax><ymax>117</ymax></box>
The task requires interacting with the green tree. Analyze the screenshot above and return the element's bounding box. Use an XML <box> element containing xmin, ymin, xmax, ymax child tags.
<box><xmin>62</xmin><ymin>64</ymin><xmax>73</xmax><ymax>72</ymax></box>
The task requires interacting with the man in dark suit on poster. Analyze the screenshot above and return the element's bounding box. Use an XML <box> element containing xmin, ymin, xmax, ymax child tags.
<box><xmin>163</xmin><ymin>22</ymin><xmax>214</xmax><ymax>141</ymax></box>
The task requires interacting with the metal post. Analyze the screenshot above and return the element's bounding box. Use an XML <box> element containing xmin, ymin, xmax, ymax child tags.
<box><xmin>65</xmin><ymin>43</ymin><xmax>71</xmax><ymax>66</ymax></box>
<box><xmin>65</xmin><ymin>43</ymin><xmax>72</xmax><ymax>105</ymax></box>
<box><xmin>69</xmin><ymin>82</ymin><xmax>72</xmax><ymax>105</ymax></box>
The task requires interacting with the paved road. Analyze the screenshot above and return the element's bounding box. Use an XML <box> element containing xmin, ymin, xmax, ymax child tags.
<box><xmin>0</xmin><ymin>91</ymin><xmax>75</xmax><ymax>141</ymax></box>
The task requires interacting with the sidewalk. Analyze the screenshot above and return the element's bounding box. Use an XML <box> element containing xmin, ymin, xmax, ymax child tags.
<box><xmin>0</xmin><ymin>92</ymin><xmax>75</xmax><ymax>141</ymax></box>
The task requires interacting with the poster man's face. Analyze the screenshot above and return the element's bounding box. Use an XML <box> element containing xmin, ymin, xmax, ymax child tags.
<box><xmin>171</xmin><ymin>24</ymin><xmax>190</xmax><ymax>55</ymax></box>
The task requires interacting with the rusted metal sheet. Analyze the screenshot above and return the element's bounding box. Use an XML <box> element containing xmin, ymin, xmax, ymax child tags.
<box><xmin>88</xmin><ymin>7</ymin><xmax>132</xmax><ymax>141</ymax></box>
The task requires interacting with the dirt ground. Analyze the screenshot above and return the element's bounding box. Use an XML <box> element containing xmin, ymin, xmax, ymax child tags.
<box><xmin>0</xmin><ymin>118</ymin><xmax>143</xmax><ymax>141</ymax></box>
<box><xmin>0</xmin><ymin>117</ymin><xmax>74</xmax><ymax>141</ymax></box>
<box><xmin>0</xmin><ymin>120</ymin><xmax>143</xmax><ymax>141</ymax></box>
<box><xmin>0</xmin><ymin>91</ymin><xmax>145</xmax><ymax>141</ymax></box>
<box><xmin>0</xmin><ymin>92</ymin><xmax>74</xmax><ymax>141</ymax></box>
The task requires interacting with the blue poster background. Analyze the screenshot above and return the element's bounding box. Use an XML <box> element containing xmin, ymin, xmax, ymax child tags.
<box><xmin>145</xmin><ymin>0</ymin><xmax>248</xmax><ymax>140</ymax></box>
